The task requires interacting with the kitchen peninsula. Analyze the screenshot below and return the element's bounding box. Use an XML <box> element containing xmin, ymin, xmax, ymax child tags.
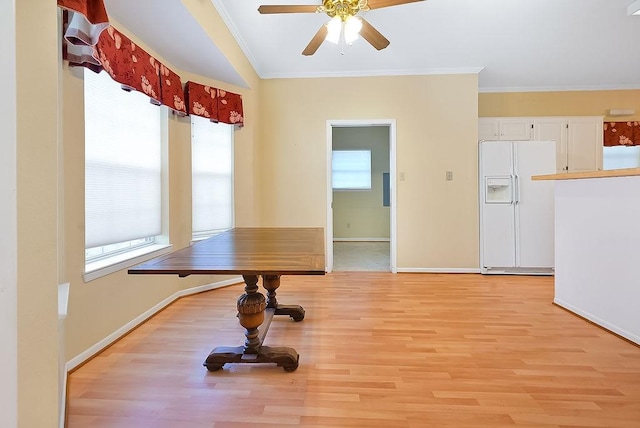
<box><xmin>533</xmin><ymin>168</ymin><xmax>640</xmax><ymax>345</ymax></box>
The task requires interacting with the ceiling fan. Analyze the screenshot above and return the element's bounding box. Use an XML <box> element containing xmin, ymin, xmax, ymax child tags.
<box><xmin>258</xmin><ymin>0</ymin><xmax>425</xmax><ymax>56</ymax></box>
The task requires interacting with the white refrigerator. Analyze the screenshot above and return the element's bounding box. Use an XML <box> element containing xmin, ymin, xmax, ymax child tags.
<box><xmin>479</xmin><ymin>140</ymin><xmax>556</xmax><ymax>274</ymax></box>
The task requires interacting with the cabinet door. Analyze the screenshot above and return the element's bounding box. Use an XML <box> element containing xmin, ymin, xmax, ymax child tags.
<box><xmin>567</xmin><ymin>118</ymin><xmax>603</xmax><ymax>172</ymax></box>
<box><xmin>479</xmin><ymin>118</ymin><xmax>499</xmax><ymax>140</ymax></box>
<box><xmin>534</xmin><ymin>118</ymin><xmax>568</xmax><ymax>173</ymax></box>
<box><xmin>499</xmin><ymin>118</ymin><xmax>533</xmax><ymax>140</ymax></box>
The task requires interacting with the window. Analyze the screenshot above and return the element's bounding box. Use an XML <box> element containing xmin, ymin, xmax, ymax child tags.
<box><xmin>332</xmin><ymin>150</ymin><xmax>372</xmax><ymax>190</ymax></box>
<box><xmin>603</xmin><ymin>146</ymin><xmax>640</xmax><ymax>170</ymax></box>
<box><xmin>84</xmin><ymin>69</ymin><xmax>167</xmax><ymax>276</ymax></box>
<box><xmin>191</xmin><ymin>115</ymin><xmax>234</xmax><ymax>240</ymax></box>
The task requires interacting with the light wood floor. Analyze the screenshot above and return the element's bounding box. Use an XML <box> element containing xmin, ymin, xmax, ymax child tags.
<box><xmin>67</xmin><ymin>273</ymin><xmax>640</xmax><ymax>427</ymax></box>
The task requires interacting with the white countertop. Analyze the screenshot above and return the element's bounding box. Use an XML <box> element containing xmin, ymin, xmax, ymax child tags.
<box><xmin>532</xmin><ymin>167</ymin><xmax>640</xmax><ymax>181</ymax></box>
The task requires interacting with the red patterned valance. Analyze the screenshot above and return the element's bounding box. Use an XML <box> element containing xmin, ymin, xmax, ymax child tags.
<box><xmin>185</xmin><ymin>81</ymin><xmax>219</xmax><ymax>122</ymax></box>
<box><xmin>59</xmin><ymin>0</ymin><xmax>109</xmax><ymax>69</ymax></box>
<box><xmin>96</xmin><ymin>27</ymin><xmax>161</xmax><ymax>104</ymax></box>
<box><xmin>59</xmin><ymin>4</ymin><xmax>243</xmax><ymax>126</ymax></box>
<box><xmin>217</xmin><ymin>90</ymin><xmax>244</xmax><ymax>126</ymax></box>
<box><xmin>604</xmin><ymin>122</ymin><xmax>640</xmax><ymax>146</ymax></box>
<box><xmin>58</xmin><ymin>0</ymin><xmax>109</xmax><ymax>27</ymax></box>
<box><xmin>159</xmin><ymin>64</ymin><xmax>187</xmax><ymax>115</ymax></box>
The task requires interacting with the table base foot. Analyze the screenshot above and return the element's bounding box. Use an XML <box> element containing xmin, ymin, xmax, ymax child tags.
<box><xmin>204</xmin><ymin>345</ymin><xmax>299</xmax><ymax>372</ymax></box>
<box><xmin>274</xmin><ymin>304</ymin><xmax>305</xmax><ymax>322</ymax></box>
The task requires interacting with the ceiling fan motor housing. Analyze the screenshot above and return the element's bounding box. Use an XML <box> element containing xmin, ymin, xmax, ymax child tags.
<box><xmin>320</xmin><ymin>0</ymin><xmax>368</xmax><ymax>20</ymax></box>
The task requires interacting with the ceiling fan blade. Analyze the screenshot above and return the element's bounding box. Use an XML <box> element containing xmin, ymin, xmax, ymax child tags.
<box><xmin>366</xmin><ymin>0</ymin><xmax>425</xmax><ymax>10</ymax></box>
<box><xmin>258</xmin><ymin>5</ymin><xmax>319</xmax><ymax>14</ymax></box>
<box><xmin>359</xmin><ymin>18</ymin><xmax>390</xmax><ymax>50</ymax></box>
<box><xmin>302</xmin><ymin>24</ymin><xmax>328</xmax><ymax>56</ymax></box>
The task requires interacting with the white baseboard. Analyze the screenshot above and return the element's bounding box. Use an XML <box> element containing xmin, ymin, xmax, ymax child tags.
<box><xmin>554</xmin><ymin>298</ymin><xmax>640</xmax><ymax>345</ymax></box>
<box><xmin>65</xmin><ymin>277</ymin><xmax>242</xmax><ymax>372</ymax></box>
<box><xmin>396</xmin><ymin>267</ymin><xmax>481</xmax><ymax>274</ymax></box>
<box><xmin>333</xmin><ymin>238</ymin><xmax>390</xmax><ymax>242</ymax></box>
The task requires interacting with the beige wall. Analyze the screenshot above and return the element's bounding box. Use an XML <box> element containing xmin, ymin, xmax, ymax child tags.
<box><xmin>479</xmin><ymin>90</ymin><xmax>640</xmax><ymax>121</ymax></box>
<box><xmin>333</xmin><ymin>126</ymin><xmax>390</xmax><ymax>240</ymax></box>
<box><xmin>259</xmin><ymin>74</ymin><xmax>479</xmax><ymax>269</ymax></box>
<box><xmin>16</xmin><ymin>1</ymin><xmax>60</xmax><ymax>426</ymax></box>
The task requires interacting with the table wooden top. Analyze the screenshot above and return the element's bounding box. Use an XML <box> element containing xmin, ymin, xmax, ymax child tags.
<box><xmin>128</xmin><ymin>227</ymin><xmax>326</xmax><ymax>277</ymax></box>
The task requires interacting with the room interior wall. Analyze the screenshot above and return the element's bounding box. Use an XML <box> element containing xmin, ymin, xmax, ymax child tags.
<box><xmin>332</xmin><ymin>126</ymin><xmax>390</xmax><ymax>240</ymax></box>
<box><xmin>258</xmin><ymin>74</ymin><xmax>480</xmax><ymax>270</ymax></box>
<box><xmin>479</xmin><ymin>89</ymin><xmax>640</xmax><ymax>121</ymax></box>
<box><xmin>26</xmin><ymin>1</ymin><xmax>640</xmax><ymax>425</ymax></box>
<box><xmin>15</xmin><ymin>0</ymin><xmax>60</xmax><ymax>426</ymax></box>
<box><xmin>61</xmin><ymin>14</ymin><xmax>261</xmax><ymax>365</ymax></box>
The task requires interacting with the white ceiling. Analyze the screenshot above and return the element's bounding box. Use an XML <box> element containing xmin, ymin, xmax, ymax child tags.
<box><xmin>105</xmin><ymin>0</ymin><xmax>640</xmax><ymax>92</ymax></box>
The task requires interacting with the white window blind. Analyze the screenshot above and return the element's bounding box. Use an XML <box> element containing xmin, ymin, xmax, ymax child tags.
<box><xmin>332</xmin><ymin>150</ymin><xmax>372</xmax><ymax>190</ymax></box>
<box><xmin>84</xmin><ymin>70</ymin><xmax>162</xmax><ymax>250</ymax></box>
<box><xmin>191</xmin><ymin>115</ymin><xmax>234</xmax><ymax>239</ymax></box>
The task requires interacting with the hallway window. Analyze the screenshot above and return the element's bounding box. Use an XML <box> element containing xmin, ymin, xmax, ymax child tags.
<box><xmin>332</xmin><ymin>150</ymin><xmax>372</xmax><ymax>190</ymax></box>
<box><xmin>191</xmin><ymin>115</ymin><xmax>234</xmax><ymax>240</ymax></box>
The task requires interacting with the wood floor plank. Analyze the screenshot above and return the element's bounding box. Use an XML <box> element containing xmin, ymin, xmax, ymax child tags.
<box><xmin>66</xmin><ymin>273</ymin><xmax>640</xmax><ymax>427</ymax></box>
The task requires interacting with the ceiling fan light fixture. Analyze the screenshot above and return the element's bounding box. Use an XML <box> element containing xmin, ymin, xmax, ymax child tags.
<box><xmin>344</xmin><ymin>16</ymin><xmax>362</xmax><ymax>44</ymax></box>
<box><xmin>326</xmin><ymin>16</ymin><xmax>342</xmax><ymax>44</ymax></box>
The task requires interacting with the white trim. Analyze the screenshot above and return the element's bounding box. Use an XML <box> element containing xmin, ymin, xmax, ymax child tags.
<box><xmin>397</xmin><ymin>268</ymin><xmax>482</xmax><ymax>274</ymax></box>
<box><xmin>65</xmin><ymin>277</ymin><xmax>242</xmax><ymax>371</ymax></box>
<box><xmin>0</xmin><ymin>0</ymin><xmax>17</xmax><ymax>425</ymax></box>
<box><xmin>326</xmin><ymin>119</ymin><xmax>397</xmax><ymax>274</ymax></box>
<box><xmin>58</xmin><ymin>285</ymin><xmax>68</xmax><ymax>428</ymax></box>
<box><xmin>333</xmin><ymin>238</ymin><xmax>390</xmax><ymax>242</ymax></box>
<box><xmin>260</xmin><ymin>67</ymin><xmax>484</xmax><ymax>80</ymax></box>
<box><xmin>58</xmin><ymin>282</ymin><xmax>70</xmax><ymax>320</ymax></box>
<box><xmin>209</xmin><ymin>0</ymin><xmax>261</xmax><ymax>80</ymax></box>
<box><xmin>326</xmin><ymin>124</ymin><xmax>334</xmax><ymax>272</ymax></box>
<box><xmin>555</xmin><ymin>298</ymin><xmax>640</xmax><ymax>345</ymax></box>
<box><xmin>479</xmin><ymin>83</ymin><xmax>640</xmax><ymax>94</ymax></box>
<box><xmin>83</xmin><ymin>244</ymin><xmax>173</xmax><ymax>282</ymax></box>
<box><xmin>58</xmin><ymin>356</ymin><xmax>66</xmax><ymax>428</ymax></box>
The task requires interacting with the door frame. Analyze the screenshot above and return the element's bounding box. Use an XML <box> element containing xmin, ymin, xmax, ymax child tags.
<box><xmin>325</xmin><ymin>119</ymin><xmax>397</xmax><ymax>273</ymax></box>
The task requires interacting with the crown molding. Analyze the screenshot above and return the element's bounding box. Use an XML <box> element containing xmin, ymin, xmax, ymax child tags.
<box><xmin>258</xmin><ymin>66</ymin><xmax>484</xmax><ymax>80</ymax></box>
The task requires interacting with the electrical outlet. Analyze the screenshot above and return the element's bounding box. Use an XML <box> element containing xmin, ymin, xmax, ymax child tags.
<box><xmin>399</xmin><ymin>172</ymin><xmax>406</xmax><ymax>181</ymax></box>
<box><xmin>446</xmin><ymin>171</ymin><xmax>453</xmax><ymax>181</ymax></box>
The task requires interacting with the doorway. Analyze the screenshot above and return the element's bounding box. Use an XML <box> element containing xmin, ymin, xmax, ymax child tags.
<box><xmin>325</xmin><ymin>119</ymin><xmax>397</xmax><ymax>273</ymax></box>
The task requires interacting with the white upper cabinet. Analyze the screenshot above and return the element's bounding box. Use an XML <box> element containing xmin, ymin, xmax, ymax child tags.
<box><xmin>479</xmin><ymin>118</ymin><xmax>532</xmax><ymax>141</ymax></box>
<box><xmin>481</xmin><ymin>116</ymin><xmax>603</xmax><ymax>173</ymax></box>
<box><xmin>567</xmin><ymin>118</ymin><xmax>603</xmax><ymax>172</ymax></box>
<box><xmin>533</xmin><ymin>118</ymin><xmax>568</xmax><ymax>173</ymax></box>
<box><xmin>478</xmin><ymin>119</ymin><xmax>500</xmax><ymax>140</ymax></box>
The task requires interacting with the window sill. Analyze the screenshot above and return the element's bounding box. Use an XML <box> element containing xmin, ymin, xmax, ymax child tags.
<box><xmin>84</xmin><ymin>244</ymin><xmax>173</xmax><ymax>283</ymax></box>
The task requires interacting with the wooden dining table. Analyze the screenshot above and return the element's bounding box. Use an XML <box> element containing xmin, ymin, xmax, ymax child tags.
<box><xmin>128</xmin><ymin>227</ymin><xmax>325</xmax><ymax>372</ymax></box>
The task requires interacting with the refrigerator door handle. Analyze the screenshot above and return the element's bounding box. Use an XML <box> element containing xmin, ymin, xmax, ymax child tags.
<box><xmin>514</xmin><ymin>175</ymin><xmax>520</xmax><ymax>204</ymax></box>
